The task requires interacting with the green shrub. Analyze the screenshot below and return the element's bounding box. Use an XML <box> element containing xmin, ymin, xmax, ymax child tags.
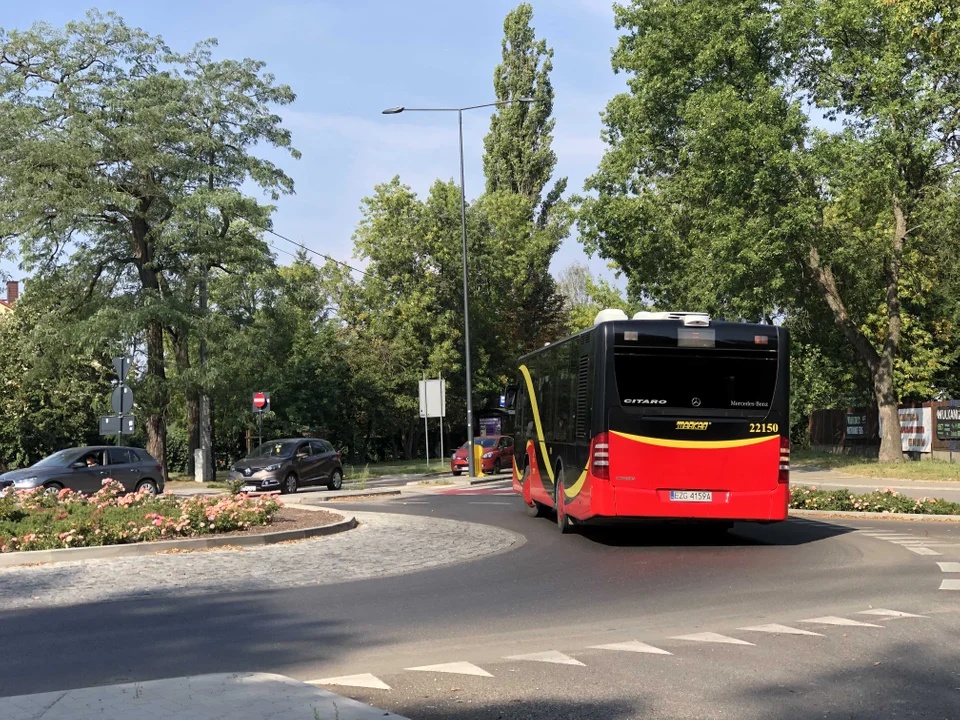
<box><xmin>0</xmin><ymin>481</ymin><xmax>281</xmax><ymax>552</ymax></box>
<box><xmin>790</xmin><ymin>486</ymin><xmax>960</xmax><ymax>515</ymax></box>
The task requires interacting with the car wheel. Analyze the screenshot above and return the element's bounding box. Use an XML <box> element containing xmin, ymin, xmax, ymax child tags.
<box><xmin>327</xmin><ymin>469</ymin><xmax>343</xmax><ymax>491</ymax></box>
<box><xmin>281</xmin><ymin>473</ymin><xmax>298</xmax><ymax>495</ymax></box>
<box><xmin>452</xmin><ymin>471</ymin><xmax>462</xmax><ymax>477</ymax></box>
<box><xmin>43</xmin><ymin>482</ymin><xmax>64</xmax><ymax>495</ymax></box>
<box><xmin>493</xmin><ymin>459</ymin><xmax>502</xmax><ymax>475</ymax></box>
<box><xmin>136</xmin><ymin>479</ymin><xmax>159</xmax><ymax>495</ymax></box>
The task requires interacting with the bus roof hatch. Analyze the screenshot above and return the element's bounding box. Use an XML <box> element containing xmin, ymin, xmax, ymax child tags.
<box><xmin>594</xmin><ymin>308</ymin><xmax>629</xmax><ymax>325</ymax></box>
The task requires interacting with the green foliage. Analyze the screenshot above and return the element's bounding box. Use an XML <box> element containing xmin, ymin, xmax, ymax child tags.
<box><xmin>790</xmin><ymin>486</ymin><xmax>960</xmax><ymax>515</ymax></box>
<box><xmin>556</xmin><ymin>263</ymin><xmax>647</xmax><ymax>333</ymax></box>
<box><xmin>0</xmin><ymin>289</ymin><xmax>114</xmax><ymax>471</ymax></box>
<box><xmin>579</xmin><ymin>0</ymin><xmax>960</xmax><ymax>460</ymax></box>
<box><xmin>0</xmin><ymin>11</ymin><xmax>299</xmax><ymax>473</ymax></box>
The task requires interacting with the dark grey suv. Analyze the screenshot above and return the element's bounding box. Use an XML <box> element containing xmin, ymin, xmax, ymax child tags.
<box><xmin>0</xmin><ymin>446</ymin><xmax>164</xmax><ymax>495</ymax></box>
<box><xmin>228</xmin><ymin>438</ymin><xmax>344</xmax><ymax>494</ymax></box>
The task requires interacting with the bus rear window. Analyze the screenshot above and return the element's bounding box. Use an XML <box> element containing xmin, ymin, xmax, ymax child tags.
<box><xmin>614</xmin><ymin>349</ymin><xmax>778</xmax><ymax>417</ymax></box>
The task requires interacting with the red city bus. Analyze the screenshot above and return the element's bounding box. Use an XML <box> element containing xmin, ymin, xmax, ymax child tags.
<box><xmin>510</xmin><ymin>310</ymin><xmax>790</xmax><ymax>533</ymax></box>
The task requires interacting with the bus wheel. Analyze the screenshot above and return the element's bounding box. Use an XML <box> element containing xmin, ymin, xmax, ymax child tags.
<box><xmin>555</xmin><ymin>476</ymin><xmax>575</xmax><ymax>535</ymax></box>
<box><xmin>522</xmin><ymin>464</ymin><xmax>547</xmax><ymax>518</ymax></box>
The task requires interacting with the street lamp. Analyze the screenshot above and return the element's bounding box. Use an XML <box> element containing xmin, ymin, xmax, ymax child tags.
<box><xmin>383</xmin><ymin>97</ymin><xmax>535</xmax><ymax>477</ymax></box>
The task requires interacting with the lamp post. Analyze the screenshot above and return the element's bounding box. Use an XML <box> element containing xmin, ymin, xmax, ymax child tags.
<box><xmin>383</xmin><ymin>98</ymin><xmax>534</xmax><ymax>477</ymax></box>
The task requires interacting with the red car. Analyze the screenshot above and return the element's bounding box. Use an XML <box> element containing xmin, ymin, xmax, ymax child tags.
<box><xmin>451</xmin><ymin>436</ymin><xmax>515</xmax><ymax>476</ymax></box>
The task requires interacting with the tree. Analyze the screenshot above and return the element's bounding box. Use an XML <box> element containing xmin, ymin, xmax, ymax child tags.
<box><xmin>0</xmin><ymin>12</ymin><xmax>298</xmax><ymax>474</ymax></box>
<box><xmin>556</xmin><ymin>263</ymin><xmax>646</xmax><ymax>333</ymax></box>
<box><xmin>578</xmin><ymin>0</ymin><xmax>960</xmax><ymax>461</ymax></box>
<box><xmin>482</xmin><ymin>3</ymin><xmax>571</xmax><ymax>353</ymax></box>
<box><xmin>0</xmin><ymin>279</ymin><xmax>114</xmax><ymax>470</ymax></box>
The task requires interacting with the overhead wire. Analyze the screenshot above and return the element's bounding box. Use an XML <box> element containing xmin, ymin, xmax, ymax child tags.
<box><xmin>264</xmin><ymin>228</ymin><xmax>371</xmax><ymax>277</ymax></box>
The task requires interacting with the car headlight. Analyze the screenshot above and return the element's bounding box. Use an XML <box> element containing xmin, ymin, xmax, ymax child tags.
<box><xmin>482</xmin><ymin>452</ymin><xmax>493</xmax><ymax>459</ymax></box>
<box><xmin>13</xmin><ymin>476</ymin><xmax>39</xmax><ymax>487</ymax></box>
<box><xmin>264</xmin><ymin>463</ymin><xmax>281</xmax><ymax>472</ymax></box>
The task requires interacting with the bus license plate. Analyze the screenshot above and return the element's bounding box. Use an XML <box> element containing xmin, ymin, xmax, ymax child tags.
<box><xmin>670</xmin><ymin>490</ymin><xmax>712</xmax><ymax>502</ymax></box>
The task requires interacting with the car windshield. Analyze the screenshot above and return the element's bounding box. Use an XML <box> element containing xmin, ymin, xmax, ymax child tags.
<box><xmin>249</xmin><ymin>441</ymin><xmax>298</xmax><ymax>459</ymax></box>
<box><xmin>32</xmin><ymin>449</ymin><xmax>80</xmax><ymax>468</ymax></box>
<box><xmin>460</xmin><ymin>438</ymin><xmax>498</xmax><ymax>449</ymax></box>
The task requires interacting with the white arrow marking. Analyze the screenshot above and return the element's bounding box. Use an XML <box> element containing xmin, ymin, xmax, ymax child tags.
<box><xmin>941</xmin><ymin>579</ymin><xmax>960</xmax><ymax>591</ymax></box>
<box><xmin>937</xmin><ymin>562</ymin><xmax>960</xmax><ymax>573</ymax></box>
<box><xmin>406</xmin><ymin>662</ymin><xmax>493</xmax><ymax>677</ymax></box>
<box><xmin>589</xmin><ymin>641</ymin><xmax>672</xmax><ymax>655</ymax></box>
<box><xmin>669</xmin><ymin>632</ymin><xmax>754</xmax><ymax>646</ymax></box>
<box><xmin>503</xmin><ymin>651</ymin><xmax>585</xmax><ymax>666</ymax></box>
<box><xmin>800</xmin><ymin>616</ymin><xmax>883</xmax><ymax>627</ymax></box>
<box><xmin>307</xmin><ymin>674</ymin><xmax>391</xmax><ymax>690</ymax></box>
<box><xmin>738</xmin><ymin>624</ymin><xmax>823</xmax><ymax>636</ymax></box>
<box><xmin>858</xmin><ymin>609</ymin><xmax>928</xmax><ymax>619</ymax></box>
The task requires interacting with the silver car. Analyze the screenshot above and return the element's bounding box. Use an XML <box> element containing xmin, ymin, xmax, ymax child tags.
<box><xmin>0</xmin><ymin>446</ymin><xmax>164</xmax><ymax>495</ymax></box>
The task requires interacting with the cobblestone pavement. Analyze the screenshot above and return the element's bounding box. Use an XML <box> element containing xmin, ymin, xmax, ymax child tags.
<box><xmin>0</xmin><ymin>512</ymin><xmax>522</xmax><ymax>610</ymax></box>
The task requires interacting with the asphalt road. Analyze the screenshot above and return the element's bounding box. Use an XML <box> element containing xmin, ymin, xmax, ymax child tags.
<box><xmin>2</xmin><ymin>479</ymin><xmax>958</xmax><ymax>719</ymax></box>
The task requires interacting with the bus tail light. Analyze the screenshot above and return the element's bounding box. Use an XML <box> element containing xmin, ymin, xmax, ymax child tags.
<box><xmin>779</xmin><ymin>436</ymin><xmax>790</xmax><ymax>484</ymax></box>
<box><xmin>591</xmin><ymin>433</ymin><xmax>610</xmax><ymax>480</ymax></box>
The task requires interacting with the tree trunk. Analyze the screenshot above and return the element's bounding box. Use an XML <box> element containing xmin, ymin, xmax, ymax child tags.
<box><xmin>144</xmin><ymin>319</ymin><xmax>168</xmax><ymax>480</ymax></box>
<box><xmin>132</xmin><ymin>210</ymin><xmax>170</xmax><ymax>480</ymax></box>
<box><xmin>172</xmin><ymin>328</ymin><xmax>199</xmax><ymax>477</ymax></box>
<box><xmin>402</xmin><ymin>423</ymin><xmax>416</xmax><ymax>460</ymax></box>
<box><xmin>876</xmin><ymin>195</ymin><xmax>907</xmax><ymax>463</ymax></box>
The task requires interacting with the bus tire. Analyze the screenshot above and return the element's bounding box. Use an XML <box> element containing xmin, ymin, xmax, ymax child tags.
<box><xmin>555</xmin><ymin>468</ymin><xmax>575</xmax><ymax>535</ymax></box>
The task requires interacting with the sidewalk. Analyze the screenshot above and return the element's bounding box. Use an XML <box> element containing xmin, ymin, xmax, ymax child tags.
<box><xmin>0</xmin><ymin>672</ymin><xmax>407</xmax><ymax>720</ymax></box>
<box><xmin>792</xmin><ymin>466</ymin><xmax>960</xmax><ymax>503</ymax></box>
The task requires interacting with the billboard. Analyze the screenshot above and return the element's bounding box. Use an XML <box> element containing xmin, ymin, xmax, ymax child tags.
<box><xmin>898</xmin><ymin>407</ymin><xmax>932</xmax><ymax>453</ymax></box>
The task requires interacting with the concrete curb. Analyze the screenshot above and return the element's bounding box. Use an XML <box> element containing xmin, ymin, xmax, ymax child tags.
<box><xmin>468</xmin><ymin>474</ymin><xmax>511</xmax><ymax>485</ymax></box>
<box><xmin>305</xmin><ymin>488</ymin><xmax>402</xmax><ymax>501</ymax></box>
<box><xmin>0</xmin><ymin>516</ymin><xmax>358</xmax><ymax>568</ymax></box>
<box><xmin>791</xmin><ymin>508</ymin><xmax>960</xmax><ymax>522</ymax></box>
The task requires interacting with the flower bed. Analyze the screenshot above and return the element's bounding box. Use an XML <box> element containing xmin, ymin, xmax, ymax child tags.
<box><xmin>0</xmin><ymin>480</ymin><xmax>281</xmax><ymax>552</ymax></box>
<box><xmin>790</xmin><ymin>486</ymin><xmax>960</xmax><ymax>515</ymax></box>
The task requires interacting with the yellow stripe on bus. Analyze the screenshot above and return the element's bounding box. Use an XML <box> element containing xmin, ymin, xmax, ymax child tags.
<box><xmin>519</xmin><ymin>364</ymin><xmax>554</xmax><ymax>483</ymax></box>
<box><xmin>612</xmin><ymin>431</ymin><xmax>779</xmax><ymax>450</ymax></box>
<box><xmin>564</xmin><ymin>461</ymin><xmax>589</xmax><ymax>499</ymax></box>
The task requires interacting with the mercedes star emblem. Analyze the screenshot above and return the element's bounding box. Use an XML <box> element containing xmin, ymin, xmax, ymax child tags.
<box><xmin>692</xmin><ymin>397</ymin><xmax>702</xmax><ymax>407</ymax></box>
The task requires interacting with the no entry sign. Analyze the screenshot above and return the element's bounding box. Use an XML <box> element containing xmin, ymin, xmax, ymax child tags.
<box><xmin>251</xmin><ymin>392</ymin><xmax>270</xmax><ymax>413</ymax></box>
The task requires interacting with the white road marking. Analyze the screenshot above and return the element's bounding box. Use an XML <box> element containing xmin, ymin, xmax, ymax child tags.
<box><xmin>858</xmin><ymin>609</ymin><xmax>928</xmax><ymax>619</ymax></box>
<box><xmin>738</xmin><ymin>624</ymin><xmax>823</xmax><ymax>636</ymax></box>
<box><xmin>941</xmin><ymin>579</ymin><xmax>960</xmax><ymax>591</ymax></box>
<box><xmin>669</xmin><ymin>632</ymin><xmax>754</xmax><ymax>646</ymax></box>
<box><xmin>937</xmin><ymin>562</ymin><xmax>960</xmax><ymax>573</ymax></box>
<box><xmin>308</xmin><ymin>673</ymin><xmax>391</xmax><ymax>690</ymax></box>
<box><xmin>887</xmin><ymin>539</ymin><xmax>928</xmax><ymax>544</ymax></box>
<box><xmin>863</xmin><ymin>533</ymin><xmax>921</xmax><ymax>538</ymax></box>
<box><xmin>800</xmin><ymin>616</ymin><xmax>883</xmax><ymax>628</ymax></box>
<box><xmin>906</xmin><ymin>547</ymin><xmax>942</xmax><ymax>556</ymax></box>
<box><xmin>503</xmin><ymin>651</ymin><xmax>585</xmax><ymax>666</ymax></box>
<box><xmin>589</xmin><ymin>641</ymin><xmax>672</xmax><ymax>655</ymax></box>
<box><xmin>406</xmin><ymin>662</ymin><xmax>493</xmax><ymax>677</ymax></box>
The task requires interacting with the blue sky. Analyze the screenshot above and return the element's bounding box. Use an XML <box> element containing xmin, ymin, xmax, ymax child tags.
<box><xmin>3</xmin><ymin>0</ymin><xmax>629</xmax><ymax>289</ymax></box>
